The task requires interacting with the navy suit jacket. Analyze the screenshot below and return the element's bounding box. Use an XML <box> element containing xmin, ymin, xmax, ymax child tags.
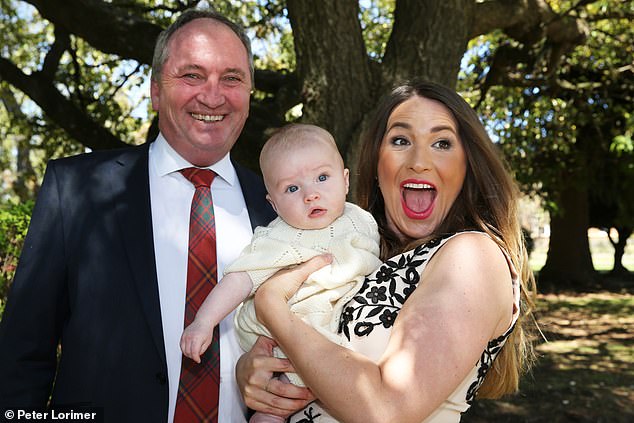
<box><xmin>0</xmin><ymin>143</ymin><xmax>276</xmax><ymax>422</ymax></box>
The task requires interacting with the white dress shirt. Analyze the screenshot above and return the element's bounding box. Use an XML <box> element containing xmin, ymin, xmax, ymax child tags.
<box><xmin>149</xmin><ymin>134</ymin><xmax>255</xmax><ymax>422</ymax></box>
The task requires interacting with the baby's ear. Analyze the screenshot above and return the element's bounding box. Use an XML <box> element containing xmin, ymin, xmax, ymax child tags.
<box><xmin>265</xmin><ymin>193</ymin><xmax>278</xmax><ymax>213</ymax></box>
<box><xmin>343</xmin><ymin>168</ymin><xmax>350</xmax><ymax>194</ymax></box>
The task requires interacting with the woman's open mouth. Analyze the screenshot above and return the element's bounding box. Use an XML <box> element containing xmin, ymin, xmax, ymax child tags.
<box><xmin>401</xmin><ymin>181</ymin><xmax>436</xmax><ymax>219</ymax></box>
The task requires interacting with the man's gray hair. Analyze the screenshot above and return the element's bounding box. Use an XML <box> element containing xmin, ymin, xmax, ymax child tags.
<box><xmin>151</xmin><ymin>8</ymin><xmax>254</xmax><ymax>84</ymax></box>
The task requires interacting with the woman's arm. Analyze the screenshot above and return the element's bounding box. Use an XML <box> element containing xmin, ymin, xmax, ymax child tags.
<box><xmin>255</xmin><ymin>233</ymin><xmax>514</xmax><ymax>423</ymax></box>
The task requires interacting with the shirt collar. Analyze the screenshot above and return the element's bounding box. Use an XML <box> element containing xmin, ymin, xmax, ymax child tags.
<box><xmin>152</xmin><ymin>133</ymin><xmax>238</xmax><ymax>186</ymax></box>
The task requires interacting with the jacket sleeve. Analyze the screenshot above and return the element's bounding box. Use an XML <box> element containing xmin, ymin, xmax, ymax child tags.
<box><xmin>0</xmin><ymin>161</ymin><xmax>69</xmax><ymax>406</ymax></box>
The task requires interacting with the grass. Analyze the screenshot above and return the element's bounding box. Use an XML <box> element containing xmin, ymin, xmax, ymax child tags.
<box><xmin>461</xmin><ymin>289</ymin><xmax>634</xmax><ymax>422</ymax></box>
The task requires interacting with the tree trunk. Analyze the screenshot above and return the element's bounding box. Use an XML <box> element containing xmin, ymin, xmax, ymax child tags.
<box><xmin>347</xmin><ymin>0</ymin><xmax>476</xmax><ymax>193</ymax></box>
<box><xmin>540</xmin><ymin>182</ymin><xmax>597</xmax><ymax>290</ymax></box>
<box><xmin>286</xmin><ymin>0</ymin><xmax>374</xmax><ymax>159</ymax></box>
<box><xmin>382</xmin><ymin>0</ymin><xmax>474</xmax><ymax>89</ymax></box>
<box><xmin>609</xmin><ymin>226</ymin><xmax>632</xmax><ymax>276</ymax></box>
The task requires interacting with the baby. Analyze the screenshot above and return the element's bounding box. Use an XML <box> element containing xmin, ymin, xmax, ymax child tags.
<box><xmin>180</xmin><ymin>123</ymin><xmax>381</xmax><ymax>422</ymax></box>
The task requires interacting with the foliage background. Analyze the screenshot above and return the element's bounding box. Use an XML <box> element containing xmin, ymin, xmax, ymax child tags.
<box><xmin>0</xmin><ymin>1</ymin><xmax>633</xmax><ymax>420</ymax></box>
<box><xmin>0</xmin><ymin>201</ymin><xmax>32</xmax><ymax>315</ymax></box>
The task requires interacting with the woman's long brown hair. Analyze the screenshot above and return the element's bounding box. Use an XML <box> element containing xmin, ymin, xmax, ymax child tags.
<box><xmin>356</xmin><ymin>80</ymin><xmax>537</xmax><ymax>397</ymax></box>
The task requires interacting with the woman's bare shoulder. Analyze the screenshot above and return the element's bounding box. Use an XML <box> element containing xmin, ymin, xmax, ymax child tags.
<box><xmin>433</xmin><ymin>232</ymin><xmax>506</xmax><ymax>267</ymax></box>
<box><xmin>422</xmin><ymin>231</ymin><xmax>513</xmax><ymax>305</ymax></box>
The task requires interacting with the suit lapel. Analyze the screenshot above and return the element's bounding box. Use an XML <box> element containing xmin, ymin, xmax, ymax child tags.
<box><xmin>111</xmin><ymin>144</ymin><xmax>166</xmax><ymax>364</ymax></box>
<box><xmin>233</xmin><ymin>161</ymin><xmax>276</xmax><ymax>229</ymax></box>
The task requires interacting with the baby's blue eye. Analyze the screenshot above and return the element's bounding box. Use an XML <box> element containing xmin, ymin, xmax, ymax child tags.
<box><xmin>287</xmin><ymin>185</ymin><xmax>299</xmax><ymax>193</ymax></box>
<box><xmin>318</xmin><ymin>174</ymin><xmax>328</xmax><ymax>182</ymax></box>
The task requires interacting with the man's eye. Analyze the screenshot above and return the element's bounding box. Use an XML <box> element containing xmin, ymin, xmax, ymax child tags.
<box><xmin>286</xmin><ymin>185</ymin><xmax>299</xmax><ymax>193</ymax></box>
<box><xmin>318</xmin><ymin>174</ymin><xmax>328</xmax><ymax>182</ymax></box>
<box><xmin>223</xmin><ymin>75</ymin><xmax>243</xmax><ymax>85</ymax></box>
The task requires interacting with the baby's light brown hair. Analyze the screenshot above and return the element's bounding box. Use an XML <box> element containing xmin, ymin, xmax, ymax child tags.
<box><xmin>259</xmin><ymin>123</ymin><xmax>343</xmax><ymax>192</ymax></box>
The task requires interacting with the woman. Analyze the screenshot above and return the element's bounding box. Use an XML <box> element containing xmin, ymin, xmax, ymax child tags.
<box><xmin>237</xmin><ymin>80</ymin><xmax>537</xmax><ymax>422</ymax></box>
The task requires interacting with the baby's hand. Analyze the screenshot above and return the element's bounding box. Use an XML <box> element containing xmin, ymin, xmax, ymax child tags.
<box><xmin>180</xmin><ymin>320</ymin><xmax>213</xmax><ymax>364</ymax></box>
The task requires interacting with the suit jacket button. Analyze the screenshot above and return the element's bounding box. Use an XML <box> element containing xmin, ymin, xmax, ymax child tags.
<box><xmin>156</xmin><ymin>372</ymin><xmax>167</xmax><ymax>385</ymax></box>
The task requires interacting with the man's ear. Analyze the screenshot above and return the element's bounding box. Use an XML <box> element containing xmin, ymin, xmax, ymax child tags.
<box><xmin>265</xmin><ymin>193</ymin><xmax>278</xmax><ymax>213</ymax></box>
<box><xmin>150</xmin><ymin>79</ymin><xmax>160</xmax><ymax>112</ymax></box>
<box><xmin>343</xmin><ymin>168</ymin><xmax>350</xmax><ymax>195</ymax></box>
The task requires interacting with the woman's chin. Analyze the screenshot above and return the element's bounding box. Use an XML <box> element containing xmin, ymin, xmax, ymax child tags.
<box><xmin>398</xmin><ymin>219</ymin><xmax>437</xmax><ymax>240</ymax></box>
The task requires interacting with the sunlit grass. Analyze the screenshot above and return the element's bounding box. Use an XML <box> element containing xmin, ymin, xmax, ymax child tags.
<box><xmin>535</xmin><ymin>293</ymin><xmax>634</xmax><ymax>374</ymax></box>
<box><xmin>463</xmin><ymin>290</ymin><xmax>634</xmax><ymax>422</ymax></box>
<box><xmin>537</xmin><ymin>293</ymin><xmax>634</xmax><ymax>315</ymax></box>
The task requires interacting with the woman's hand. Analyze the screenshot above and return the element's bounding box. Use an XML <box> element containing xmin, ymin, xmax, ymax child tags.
<box><xmin>240</xmin><ymin>256</ymin><xmax>330</xmax><ymax>416</ymax></box>
<box><xmin>236</xmin><ymin>336</ymin><xmax>315</xmax><ymax>417</ymax></box>
<box><xmin>254</xmin><ymin>254</ymin><xmax>332</xmax><ymax>327</ymax></box>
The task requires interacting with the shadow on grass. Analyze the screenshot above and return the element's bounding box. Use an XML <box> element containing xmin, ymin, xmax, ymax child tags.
<box><xmin>461</xmin><ymin>289</ymin><xmax>634</xmax><ymax>423</ymax></box>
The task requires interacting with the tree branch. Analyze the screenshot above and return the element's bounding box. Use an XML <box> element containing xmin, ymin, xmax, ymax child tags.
<box><xmin>41</xmin><ymin>28</ymin><xmax>70</xmax><ymax>81</ymax></box>
<box><xmin>24</xmin><ymin>0</ymin><xmax>162</xmax><ymax>64</ymax></box>
<box><xmin>471</xmin><ymin>0</ymin><xmax>550</xmax><ymax>39</ymax></box>
<box><xmin>472</xmin><ymin>0</ymin><xmax>591</xmax><ymax>102</ymax></box>
<box><xmin>0</xmin><ymin>57</ymin><xmax>128</xmax><ymax>150</ymax></box>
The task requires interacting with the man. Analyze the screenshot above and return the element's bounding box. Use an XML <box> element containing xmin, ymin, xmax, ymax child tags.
<box><xmin>0</xmin><ymin>9</ymin><xmax>275</xmax><ymax>422</ymax></box>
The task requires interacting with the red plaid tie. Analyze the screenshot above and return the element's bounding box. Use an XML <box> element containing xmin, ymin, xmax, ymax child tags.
<box><xmin>175</xmin><ymin>168</ymin><xmax>220</xmax><ymax>423</ymax></box>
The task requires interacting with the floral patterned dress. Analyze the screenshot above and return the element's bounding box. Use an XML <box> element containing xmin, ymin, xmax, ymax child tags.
<box><xmin>288</xmin><ymin>232</ymin><xmax>520</xmax><ymax>423</ymax></box>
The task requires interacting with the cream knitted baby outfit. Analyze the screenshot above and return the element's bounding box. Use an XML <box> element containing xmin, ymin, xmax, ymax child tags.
<box><xmin>229</xmin><ymin>202</ymin><xmax>382</xmax><ymax>386</ymax></box>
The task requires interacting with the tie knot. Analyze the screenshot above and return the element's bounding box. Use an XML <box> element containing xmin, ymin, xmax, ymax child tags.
<box><xmin>181</xmin><ymin>167</ymin><xmax>216</xmax><ymax>188</ymax></box>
